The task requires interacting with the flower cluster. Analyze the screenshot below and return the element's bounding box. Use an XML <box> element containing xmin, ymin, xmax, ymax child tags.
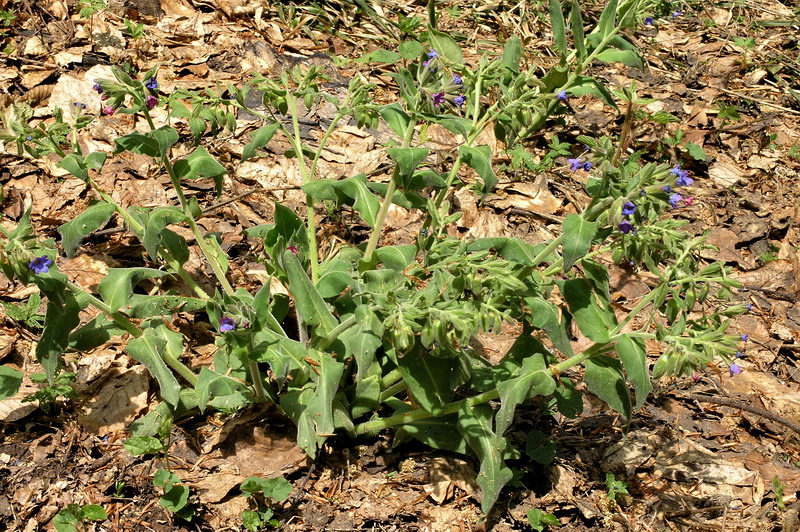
<box><xmin>424</xmin><ymin>50</ymin><xmax>467</xmax><ymax>110</ymax></box>
<box><xmin>618</xmin><ymin>201</ymin><xmax>637</xmax><ymax>234</ymax></box>
<box><xmin>92</xmin><ymin>73</ymin><xmax>159</xmax><ymax>115</ymax></box>
<box><xmin>567</xmin><ymin>158</ymin><xmax>591</xmax><ymax>172</ymax></box>
<box><xmin>665</xmin><ymin>164</ymin><xmax>695</xmax><ymax>208</ymax></box>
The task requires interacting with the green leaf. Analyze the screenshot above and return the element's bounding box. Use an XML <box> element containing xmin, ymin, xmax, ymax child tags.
<box><xmin>467</xmin><ymin>237</ymin><xmax>538</xmax><ymax>265</ymax></box>
<box><xmin>36</xmin><ymin>295</ymin><xmax>81</xmax><ymax>383</ymax></box>
<box><xmin>350</xmin><ymin>374</ymin><xmax>380</xmax><ymax>418</ymax></box>
<box><xmin>457</xmin><ymin>403</ymin><xmax>513</xmax><ymax>514</ymax></box>
<box><xmin>58</xmin><ymin>201</ymin><xmax>116</xmax><ymax>257</ymax></box>
<box><xmin>386</xmin><ymin>147</ymin><xmax>429</xmax><ymax>190</ymax></box>
<box><xmin>126</xmin><ymin>325</ymin><xmax>183</xmax><ymax>406</ymax></box>
<box><xmin>375</xmin><ymin>245</ymin><xmax>417</xmax><ymax>270</ymax></box>
<box><xmin>394</xmin><ymin>412</ymin><xmax>468</xmax><ymax>453</ymax></box>
<box><xmin>553</xmin><ymin>377</ymin><xmax>583</xmax><ymax>418</ymax></box>
<box><xmin>151</xmin><ymin>126</ymin><xmax>179</xmax><ymax>154</ymax></box>
<box><xmin>316</xmin><ymin>270</ymin><xmax>351</xmax><ymax>298</ymax></box>
<box><xmin>496</xmin><ymin>352</ymin><xmax>555</xmax><ymax>435</ymax></box>
<box><xmin>526</xmin><ymin>297</ymin><xmax>573</xmax><ymax>356</ymax></box>
<box><xmin>597</xmin><ymin>0</ymin><xmax>619</xmax><ymax>38</ymax></box>
<box><xmin>595</xmin><ymin>48</ymin><xmax>643</xmax><ymax>69</ymax></box>
<box><xmin>396</xmin><ymin>346</ymin><xmax>461</xmax><ymax>412</ymax></box>
<box><xmin>561</xmin><ymin>279</ymin><xmax>614</xmax><ymax>343</ymax></box>
<box><xmin>160</xmin><ymin>485</ymin><xmax>189</xmax><ymax>513</ymax></box>
<box><xmin>333</xmin><ymin>174</ymin><xmax>382</xmax><ymax>227</ymax></box>
<box><xmin>459</xmin><ymin>145</ymin><xmax>498</xmax><ymax>193</ymax></box>
<box><xmin>584</xmin><ymin>354</ymin><xmax>631</xmax><ymax>419</ymax></box>
<box><xmin>549</xmin><ymin>0</ymin><xmax>567</xmax><ymax>55</ymax></box>
<box><xmin>380</xmin><ymin>103</ymin><xmax>413</xmax><ymax>138</ymax></box>
<box><xmin>84</xmin><ymin>151</ymin><xmax>108</xmax><ymax>171</ymax></box>
<box><xmin>502</xmin><ymin>35</ymin><xmax>522</xmax><ymax>72</ymax></box>
<box><xmin>68</xmin><ymin>314</ymin><xmax>127</xmax><ymax>351</ymax></box>
<box><xmin>571</xmin><ymin>0</ymin><xmax>586</xmax><ymax>62</ymax></box>
<box><xmin>240</xmin><ymin>476</ymin><xmax>293</xmax><ymax>501</ymax></box>
<box><xmin>428</xmin><ymin>28</ymin><xmax>463</xmax><ymax>64</ymax></box>
<box><xmin>357</xmin><ymin>48</ymin><xmax>402</xmax><ymax>63</ymax></box>
<box><xmin>616</xmin><ymin>335</ymin><xmax>651</xmax><ymax>408</ymax></box>
<box><xmin>399</xmin><ymin>40</ymin><xmax>424</xmax><ymax>61</ymax></box>
<box><xmin>526</xmin><ymin>429</ymin><xmax>557</xmax><ymax>464</ymax></box>
<box><xmin>561</xmin><ymin>214</ymin><xmax>596</xmax><ymax>271</ymax></box>
<box><xmin>124</xmin><ymin>435</ymin><xmax>165</xmax><ymax>456</ymax></box>
<box><xmin>568</xmin><ymin>76</ymin><xmax>618</xmax><ymax>110</ymax></box>
<box><xmin>138</xmin><ymin>206</ymin><xmax>187</xmax><ymax>259</ymax></box>
<box><xmin>340</xmin><ymin>320</ymin><xmax>382</xmax><ymax>382</ymax></box>
<box><xmin>196</xmin><ymin>367</ymin><xmax>248</xmax><ymax>413</ymax></box>
<box><xmin>114</xmin><ymin>132</ymin><xmax>160</xmax><ymax>157</ymax></box>
<box><xmin>0</xmin><ymin>365</ymin><xmax>23</xmax><ymax>399</ymax></box>
<box><xmin>685</xmin><ymin>142</ymin><xmax>707</xmax><ymax>161</ymax></box>
<box><xmin>284</xmin><ymin>251</ymin><xmax>339</xmax><ymax>336</ymax></box>
<box><xmin>58</xmin><ymin>153</ymin><xmax>88</xmax><ymax>181</ymax></box>
<box><xmin>79</xmin><ymin>505</ymin><xmax>107</xmax><ymax>521</ymax></box>
<box><xmin>98</xmin><ymin>268</ymin><xmax>170</xmax><ymax>312</ymax></box>
<box><xmin>173</xmin><ymin>145</ymin><xmax>226</xmax><ymax>179</ymax></box>
<box><xmin>241</xmin><ymin>122</ymin><xmax>279</xmax><ymax>162</ymax></box>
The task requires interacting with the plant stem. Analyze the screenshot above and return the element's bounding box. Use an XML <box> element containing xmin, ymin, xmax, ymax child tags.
<box><xmin>161</xmin><ymin>348</ymin><xmax>198</xmax><ymax>387</ymax></box>
<box><xmin>65</xmin><ymin>280</ymin><xmax>143</xmax><ymax>338</ymax></box>
<box><xmin>363</xmin><ymin>116</ymin><xmax>418</xmax><ymax>262</ymax></box>
<box><xmin>285</xmin><ymin>95</ymin><xmax>321</xmax><ymax>284</ymax></box>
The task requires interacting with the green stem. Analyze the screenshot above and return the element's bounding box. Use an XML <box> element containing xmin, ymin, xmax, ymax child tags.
<box><xmin>65</xmin><ymin>280</ymin><xmax>142</xmax><ymax>338</ymax></box>
<box><xmin>316</xmin><ymin>315</ymin><xmax>358</xmax><ymax>350</ymax></box>
<box><xmin>141</xmin><ymin>107</ymin><xmax>235</xmax><ymax>296</ymax></box>
<box><xmin>285</xmin><ymin>95</ymin><xmax>321</xmax><ymax>284</ymax></box>
<box><xmin>354</xmin><ymin>346</ymin><xmax>599</xmax><ymax>435</ymax></box>
<box><xmin>363</xmin><ymin>117</ymin><xmax>418</xmax><ymax>262</ymax></box>
<box><xmin>378</xmin><ymin>380</ymin><xmax>407</xmax><ymax>403</ymax></box>
<box><xmin>161</xmin><ymin>348</ymin><xmax>198</xmax><ymax>387</ymax></box>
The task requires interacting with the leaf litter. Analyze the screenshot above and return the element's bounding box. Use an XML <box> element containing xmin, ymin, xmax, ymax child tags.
<box><xmin>0</xmin><ymin>0</ymin><xmax>800</xmax><ymax>530</ymax></box>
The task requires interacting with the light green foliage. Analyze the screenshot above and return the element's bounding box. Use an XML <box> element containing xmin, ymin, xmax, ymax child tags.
<box><xmin>773</xmin><ymin>476</ymin><xmax>786</xmax><ymax>511</ymax></box>
<box><xmin>53</xmin><ymin>504</ymin><xmax>107</xmax><ymax>532</ymax></box>
<box><xmin>22</xmin><ymin>371</ymin><xmax>77</xmax><ymax>413</ymax></box>
<box><xmin>528</xmin><ymin>508</ymin><xmax>561</xmax><ymax>531</ymax></box>
<box><xmin>605</xmin><ymin>472</ymin><xmax>629</xmax><ymax>503</ymax></box>
<box><xmin>123</xmin><ymin>18</ymin><xmax>145</xmax><ymax>39</ymax></box>
<box><xmin>2</xmin><ymin>292</ymin><xmax>44</xmax><ymax>328</ymax></box>
<box><xmin>77</xmin><ymin>0</ymin><xmax>107</xmax><ymax>19</ymax></box>
<box><xmin>154</xmin><ymin>469</ymin><xmax>194</xmax><ymax>520</ymax></box>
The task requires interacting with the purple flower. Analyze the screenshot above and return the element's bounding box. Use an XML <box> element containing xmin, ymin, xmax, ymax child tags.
<box><xmin>219</xmin><ymin>317</ymin><xmax>236</xmax><ymax>332</ymax></box>
<box><xmin>662</xmin><ymin>185</ymin><xmax>671</xmax><ymax>193</ymax></box>
<box><xmin>454</xmin><ymin>95</ymin><xmax>466</xmax><ymax>107</ymax></box>
<box><xmin>557</xmin><ymin>90</ymin><xmax>568</xmax><ymax>101</ymax></box>
<box><xmin>452</xmin><ymin>74</ymin><xmax>463</xmax><ymax>85</ymax></box>
<box><xmin>672</xmin><ymin>11</ymin><xmax>682</xmax><ymax>18</ymax></box>
<box><xmin>729</xmin><ymin>363</ymin><xmax>742</xmax><ymax>376</ymax></box>
<box><xmin>145</xmin><ymin>77</ymin><xmax>158</xmax><ymax>90</ymax></box>
<box><xmin>640</xmin><ymin>189</ymin><xmax>647</xmax><ymax>196</ymax></box>
<box><xmin>427</xmin><ymin>49</ymin><xmax>439</xmax><ymax>59</ymax></box>
<box><xmin>567</xmin><ymin>158</ymin><xmax>583</xmax><ymax>171</ymax></box>
<box><xmin>735</xmin><ymin>351</ymin><xmax>744</xmax><ymax>358</ymax></box>
<box><xmin>93</xmin><ymin>82</ymin><xmax>103</xmax><ymax>94</ymax></box>
<box><xmin>29</xmin><ymin>256</ymin><xmax>53</xmax><ymax>274</ymax></box>
<box><xmin>621</xmin><ymin>202</ymin><xmax>636</xmax><ymax>216</ymax></box>
<box><xmin>618</xmin><ymin>220</ymin><xmax>635</xmax><ymax>234</ymax></box>
<box><xmin>73</xmin><ymin>102</ymin><xmax>86</xmax><ymax>109</ymax></box>
<box><xmin>582</xmin><ymin>161</ymin><xmax>592</xmax><ymax>171</ymax></box>
<box><xmin>432</xmin><ymin>92</ymin><xmax>446</xmax><ymax>107</ymax></box>
<box><xmin>644</xmin><ymin>16</ymin><xmax>654</xmax><ymax>25</ymax></box>
<box><xmin>287</xmin><ymin>245</ymin><xmax>298</xmax><ymax>255</ymax></box>
<box><xmin>670</xmin><ymin>164</ymin><xmax>694</xmax><ymax>186</ymax></box>
<box><xmin>747</xmin><ymin>303</ymin><xmax>753</xmax><ymax>312</ymax></box>
<box><xmin>668</xmin><ymin>192</ymin><xmax>683</xmax><ymax>208</ymax></box>
<box><xmin>741</xmin><ymin>333</ymin><xmax>749</xmax><ymax>342</ymax></box>
<box><xmin>146</xmin><ymin>95</ymin><xmax>158</xmax><ymax>109</ymax></box>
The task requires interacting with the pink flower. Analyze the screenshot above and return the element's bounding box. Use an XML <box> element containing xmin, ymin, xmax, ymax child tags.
<box><xmin>103</xmin><ymin>106</ymin><xmax>115</xmax><ymax>115</ymax></box>
<box><xmin>146</xmin><ymin>95</ymin><xmax>158</xmax><ymax>109</ymax></box>
<box><xmin>287</xmin><ymin>245</ymin><xmax>298</xmax><ymax>255</ymax></box>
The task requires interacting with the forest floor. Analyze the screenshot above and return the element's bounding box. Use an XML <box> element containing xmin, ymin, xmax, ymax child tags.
<box><xmin>1</xmin><ymin>0</ymin><xmax>800</xmax><ymax>530</ymax></box>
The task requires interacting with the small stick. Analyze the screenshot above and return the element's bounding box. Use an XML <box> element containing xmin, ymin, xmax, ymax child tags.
<box><xmin>685</xmin><ymin>393</ymin><xmax>800</xmax><ymax>435</ymax></box>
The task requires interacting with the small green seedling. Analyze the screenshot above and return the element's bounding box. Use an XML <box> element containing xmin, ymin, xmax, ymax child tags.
<box><xmin>527</xmin><ymin>508</ymin><xmax>561</xmax><ymax>531</ymax></box>
<box><xmin>2</xmin><ymin>292</ymin><xmax>45</xmax><ymax>329</ymax></box>
<box><xmin>605</xmin><ymin>472</ymin><xmax>629</xmax><ymax>503</ymax></box>
<box><xmin>53</xmin><ymin>504</ymin><xmax>107</xmax><ymax>532</ymax></box>
<box><xmin>240</xmin><ymin>476</ymin><xmax>293</xmax><ymax>531</ymax></box>
<box><xmin>23</xmin><ymin>371</ymin><xmax>77</xmax><ymax>413</ymax></box>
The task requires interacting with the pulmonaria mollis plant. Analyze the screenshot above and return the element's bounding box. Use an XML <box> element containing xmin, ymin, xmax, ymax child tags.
<box><xmin>0</xmin><ymin>0</ymin><xmax>743</xmax><ymax>516</ymax></box>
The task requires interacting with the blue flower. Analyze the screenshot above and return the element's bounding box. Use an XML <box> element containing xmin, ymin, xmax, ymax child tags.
<box><xmin>668</xmin><ymin>192</ymin><xmax>683</xmax><ymax>208</ymax></box>
<box><xmin>741</xmin><ymin>333</ymin><xmax>749</xmax><ymax>342</ymax></box>
<box><xmin>557</xmin><ymin>90</ymin><xmax>568</xmax><ymax>101</ymax></box>
<box><xmin>432</xmin><ymin>92</ymin><xmax>446</xmax><ymax>107</ymax></box>
<box><xmin>145</xmin><ymin>77</ymin><xmax>158</xmax><ymax>90</ymax></box>
<box><xmin>29</xmin><ymin>256</ymin><xmax>53</xmax><ymax>274</ymax></box>
<box><xmin>735</xmin><ymin>351</ymin><xmax>744</xmax><ymax>358</ymax></box>
<box><xmin>582</xmin><ymin>161</ymin><xmax>592</xmax><ymax>171</ymax></box>
<box><xmin>662</xmin><ymin>185</ymin><xmax>671</xmax><ymax>193</ymax></box>
<box><xmin>622</xmin><ymin>202</ymin><xmax>636</xmax><ymax>216</ymax></box>
<box><xmin>219</xmin><ymin>317</ymin><xmax>236</xmax><ymax>332</ymax></box>
<box><xmin>567</xmin><ymin>158</ymin><xmax>584</xmax><ymax>171</ymax></box>
<box><xmin>747</xmin><ymin>303</ymin><xmax>753</xmax><ymax>312</ymax></box>
<box><xmin>644</xmin><ymin>16</ymin><xmax>654</xmax><ymax>25</ymax></box>
<box><xmin>92</xmin><ymin>82</ymin><xmax>103</xmax><ymax>94</ymax></box>
<box><xmin>427</xmin><ymin>49</ymin><xmax>439</xmax><ymax>59</ymax></box>
<box><xmin>618</xmin><ymin>220</ymin><xmax>635</xmax><ymax>234</ymax></box>
<box><xmin>452</xmin><ymin>74</ymin><xmax>463</xmax><ymax>85</ymax></box>
<box><xmin>454</xmin><ymin>95</ymin><xmax>466</xmax><ymax>107</ymax></box>
<box><xmin>729</xmin><ymin>363</ymin><xmax>742</xmax><ymax>376</ymax></box>
<box><xmin>672</xmin><ymin>10</ymin><xmax>682</xmax><ymax>18</ymax></box>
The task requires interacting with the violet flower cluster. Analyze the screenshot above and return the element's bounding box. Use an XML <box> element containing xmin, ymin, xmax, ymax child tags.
<box><xmin>425</xmin><ymin>50</ymin><xmax>467</xmax><ymax>110</ymax></box>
